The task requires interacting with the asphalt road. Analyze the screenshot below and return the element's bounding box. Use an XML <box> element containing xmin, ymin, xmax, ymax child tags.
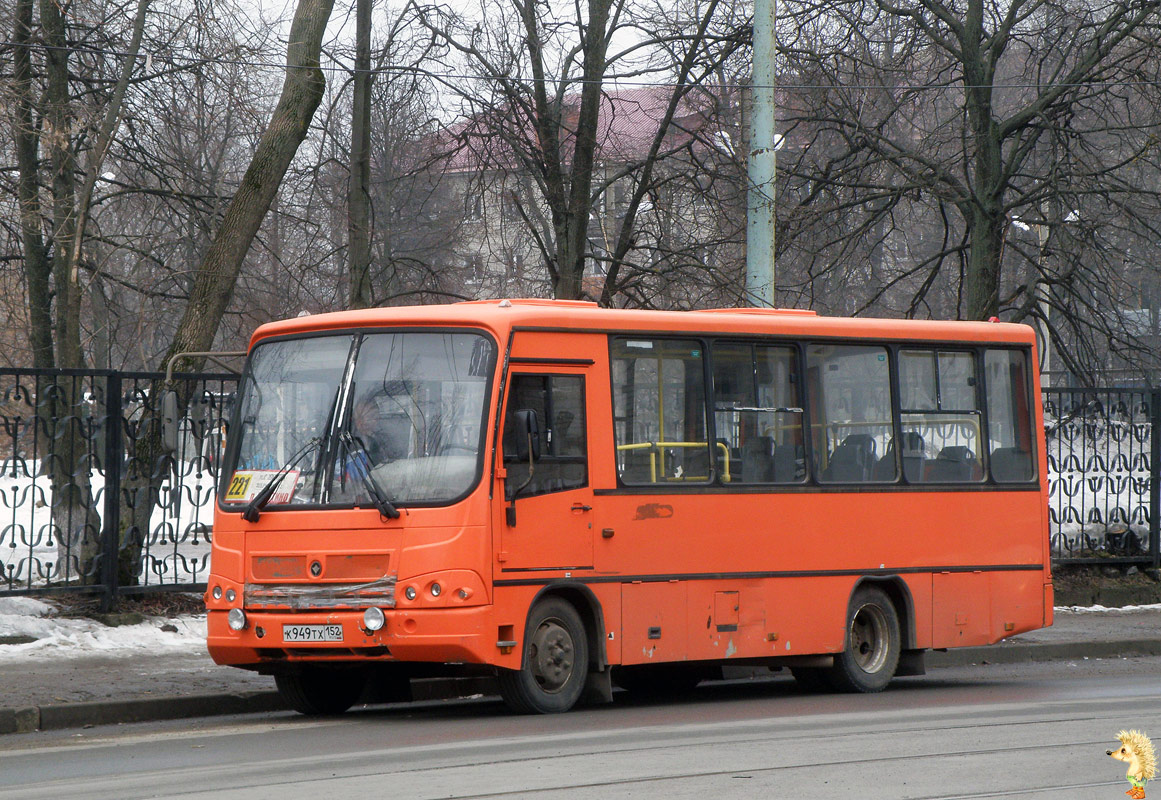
<box><xmin>1</xmin><ymin>656</ymin><xmax>1159</xmax><ymax>800</ymax></box>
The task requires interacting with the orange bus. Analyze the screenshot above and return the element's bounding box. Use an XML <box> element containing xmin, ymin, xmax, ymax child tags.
<box><xmin>205</xmin><ymin>300</ymin><xmax>1052</xmax><ymax>714</ymax></box>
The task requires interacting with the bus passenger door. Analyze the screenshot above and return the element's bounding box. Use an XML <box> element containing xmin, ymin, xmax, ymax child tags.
<box><xmin>498</xmin><ymin>371</ymin><xmax>594</xmax><ymax>571</ymax></box>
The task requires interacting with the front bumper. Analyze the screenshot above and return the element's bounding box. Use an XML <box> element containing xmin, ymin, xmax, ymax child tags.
<box><xmin>206</xmin><ymin>605</ymin><xmax>493</xmax><ymax>667</ymax></box>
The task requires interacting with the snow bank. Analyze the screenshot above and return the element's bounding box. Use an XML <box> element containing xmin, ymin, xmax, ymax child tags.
<box><xmin>0</xmin><ymin>597</ymin><xmax>205</xmax><ymax>661</ymax></box>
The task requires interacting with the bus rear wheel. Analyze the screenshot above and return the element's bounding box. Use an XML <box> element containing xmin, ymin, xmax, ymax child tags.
<box><xmin>498</xmin><ymin>598</ymin><xmax>589</xmax><ymax>714</ymax></box>
<box><xmin>827</xmin><ymin>586</ymin><xmax>901</xmax><ymax>693</ymax></box>
<box><xmin>275</xmin><ymin>667</ymin><xmax>367</xmax><ymax>715</ymax></box>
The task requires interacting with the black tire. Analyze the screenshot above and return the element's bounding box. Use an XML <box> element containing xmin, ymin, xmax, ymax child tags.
<box><xmin>827</xmin><ymin>586</ymin><xmax>901</xmax><ymax>693</ymax></box>
<box><xmin>614</xmin><ymin>664</ymin><xmax>705</xmax><ymax>697</ymax></box>
<box><xmin>498</xmin><ymin>598</ymin><xmax>589</xmax><ymax>714</ymax></box>
<box><xmin>790</xmin><ymin>667</ymin><xmax>832</xmax><ymax>693</ymax></box>
<box><xmin>275</xmin><ymin>667</ymin><xmax>367</xmax><ymax>715</ymax></box>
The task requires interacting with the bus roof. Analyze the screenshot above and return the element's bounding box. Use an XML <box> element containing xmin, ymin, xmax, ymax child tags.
<box><xmin>248</xmin><ymin>299</ymin><xmax>1036</xmax><ymax>350</ymax></box>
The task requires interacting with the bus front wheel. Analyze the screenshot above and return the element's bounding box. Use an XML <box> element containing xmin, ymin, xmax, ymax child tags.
<box><xmin>275</xmin><ymin>667</ymin><xmax>367</xmax><ymax>715</ymax></box>
<box><xmin>828</xmin><ymin>587</ymin><xmax>901</xmax><ymax>693</ymax></box>
<box><xmin>498</xmin><ymin>598</ymin><xmax>589</xmax><ymax>714</ymax></box>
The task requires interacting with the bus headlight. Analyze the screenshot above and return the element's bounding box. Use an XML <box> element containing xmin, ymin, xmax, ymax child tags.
<box><xmin>225</xmin><ymin>589</ymin><xmax>236</xmax><ymax>602</ymax></box>
<box><xmin>227</xmin><ymin>608</ymin><xmax>247</xmax><ymax>631</ymax></box>
<box><xmin>212</xmin><ymin>585</ymin><xmax>222</xmax><ymax>600</ymax></box>
<box><xmin>363</xmin><ymin>607</ymin><xmax>386</xmax><ymax>632</ymax></box>
<box><xmin>430</xmin><ymin>582</ymin><xmax>442</xmax><ymax>598</ymax></box>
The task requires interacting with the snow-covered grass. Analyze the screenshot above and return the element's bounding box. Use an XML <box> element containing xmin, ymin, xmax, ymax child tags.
<box><xmin>0</xmin><ymin>594</ymin><xmax>1155</xmax><ymax>664</ymax></box>
<box><xmin>0</xmin><ymin>596</ymin><xmax>205</xmax><ymax>662</ymax></box>
<box><xmin>0</xmin><ymin>462</ymin><xmax>216</xmax><ymax>589</ymax></box>
<box><xmin>1054</xmin><ymin>602</ymin><xmax>1161</xmax><ymax>614</ymax></box>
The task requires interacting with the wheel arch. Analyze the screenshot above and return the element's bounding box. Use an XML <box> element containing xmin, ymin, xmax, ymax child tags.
<box><xmin>525</xmin><ymin>582</ymin><xmax>607</xmax><ymax>671</ymax></box>
<box><xmin>849</xmin><ymin>575</ymin><xmax>916</xmax><ymax>650</ymax></box>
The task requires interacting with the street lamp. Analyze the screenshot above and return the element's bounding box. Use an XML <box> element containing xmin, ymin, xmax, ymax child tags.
<box><xmin>1012</xmin><ymin>215</ymin><xmax>1053</xmax><ymax>388</ymax></box>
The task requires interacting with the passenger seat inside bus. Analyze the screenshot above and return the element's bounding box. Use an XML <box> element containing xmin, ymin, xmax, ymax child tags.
<box><xmin>872</xmin><ymin>432</ymin><xmax>926</xmax><ymax>482</ymax></box>
<box><xmin>772</xmin><ymin>443</ymin><xmax>803</xmax><ymax>482</ymax></box>
<box><xmin>822</xmin><ymin>434</ymin><xmax>876</xmax><ymax>482</ymax></box>
<box><xmin>925</xmin><ymin>445</ymin><xmax>979</xmax><ymax>482</ymax></box>
<box><xmin>990</xmin><ymin>446</ymin><xmax>1033</xmax><ymax>482</ymax></box>
<box><xmin>741</xmin><ymin>436</ymin><xmax>775</xmax><ymax>482</ymax></box>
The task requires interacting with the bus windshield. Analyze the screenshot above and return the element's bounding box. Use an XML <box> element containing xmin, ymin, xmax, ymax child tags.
<box><xmin>222</xmin><ymin>330</ymin><xmax>495</xmax><ymax>510</ymax></box>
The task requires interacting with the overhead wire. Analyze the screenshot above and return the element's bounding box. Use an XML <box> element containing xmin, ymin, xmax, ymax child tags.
<box><xmin>3</xmin><ymin>38</ymin><xmax>1161</xmax><ymax>92</ymax></box>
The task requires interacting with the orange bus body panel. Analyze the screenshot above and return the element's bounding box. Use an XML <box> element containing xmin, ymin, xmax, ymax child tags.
<box><xmin>206</xmin><ymin>300</ymin><xmax>1050</xmax><ymax>691</ymax></box>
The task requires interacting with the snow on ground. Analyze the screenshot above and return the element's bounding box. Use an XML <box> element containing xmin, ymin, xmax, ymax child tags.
<box><xmin>0</xmin><ymin>596</ymin><xmax>1156</xmax><ymax>663</ymax></box>
<box><xmin>0</xmin><ymin>596</ymin><xmax>205</xmax><ymax>661</ymax></box>
<box><xmin>1055</xmin><ymin>602</ymin><xmax>1161</xmax><ymax>614</ymax></box>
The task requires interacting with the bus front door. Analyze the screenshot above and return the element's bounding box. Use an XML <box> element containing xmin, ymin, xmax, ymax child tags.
<box><xmin>498</xmin><ymin>370</ymin><xmax>594</xmax><ymax>571</ymax></box>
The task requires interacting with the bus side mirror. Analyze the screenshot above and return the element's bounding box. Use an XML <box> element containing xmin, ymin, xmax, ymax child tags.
<box><xmin>512</xmin><ymin>409</ymin><xmax>541</xmax><ymax>462</ymax></box>
<box><xmin>161</xmin><ymin>390</ymin><xmax>180</xmax><ymax>452</ymax></box>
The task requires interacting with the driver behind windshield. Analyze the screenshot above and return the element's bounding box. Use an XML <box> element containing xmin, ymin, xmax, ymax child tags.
<box><xmin>350</xmin><ymin>392</ymin><xmax>412</xmax><ymax>468</ymax></box>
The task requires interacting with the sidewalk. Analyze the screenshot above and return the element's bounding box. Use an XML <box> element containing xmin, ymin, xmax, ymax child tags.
<box><xmin>1</xmin><ymin>605</ymin><xmax>1158</xmax><ymax>735</ymax></box>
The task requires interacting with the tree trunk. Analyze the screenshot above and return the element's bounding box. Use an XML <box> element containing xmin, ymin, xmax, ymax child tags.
<box><xmin>554</xmin><ymin>0</ymin><xmax>613</xmax><ymax>300</ymax></box>
<box><xmin>12</xmin><ymin>0</ymin><xmax>53</xmax><ymax>371</ymax></box>
<box><xmin>118</xmin><ymin>0</ymin><xmax>337</xmax><ymax>585</ymax></box>
<box><xmin>37</xmin><ymin>0</ymin><xmax>103</xmax><ymax>580</ymax></box>
<box><xmin>961</xmin><ymin>1</ymin><xmax>1004</xmax><ymax>322</ymax></box>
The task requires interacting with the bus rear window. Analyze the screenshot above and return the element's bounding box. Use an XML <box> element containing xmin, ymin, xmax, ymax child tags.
<box><xmin>985</xmin><ymin>349</ymin><xmax>1037</xmax><ymax>483</ymax></box>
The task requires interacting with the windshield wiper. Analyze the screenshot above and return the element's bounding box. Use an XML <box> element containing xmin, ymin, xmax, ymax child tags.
<box><xmin>339</xmin><ymin>431</ymin><xmax>400</xmax><ymax>520</ymax></box>
<box><xmin>241</xmin><ymin>437</ymin><xmax>320</xmax><ymax>523</ymax></box>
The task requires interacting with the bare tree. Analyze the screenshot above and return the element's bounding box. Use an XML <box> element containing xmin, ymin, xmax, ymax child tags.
<box><xmin>121</xmin><ymin>0</ymin><xmax>337</xmax><ymax>583</ymax></box>
<box><xmin>8</xmin><ymin>0</ymin><xmax>151</xmax><ymax>578</ymax></box>
<box><xmin>775</xmin><ymin>0</ymin><xmax>1161</xmax><ymax>378</ymax></box>
<box><xmin>417</xmin><ymin>0</ymin><xmax>741</xmax><ymax>302</ymax></box>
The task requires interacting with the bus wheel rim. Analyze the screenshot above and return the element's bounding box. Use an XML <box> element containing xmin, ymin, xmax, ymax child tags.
<box><xmin>850</xmin><ymin>603</ymin><xmax>889</xmax><ymax>673</ymax></box>
<box><xmin>529</xmin><ymin>617</ymin><xmax>574</xmax><ymax>693</ymax></box>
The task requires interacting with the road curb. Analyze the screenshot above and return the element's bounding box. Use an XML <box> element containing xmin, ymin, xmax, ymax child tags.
<box><xmin>0</xmin><ymin>691</ymin><xmax>285</xmax><ymax>735</ymax></box>
<box><xmin>0</xmin><ymin>675</ymin><xmax>499</xmax><ymax>735</ymax></box>
<box><xmin>927</xmin><ymin>638</ymin><xmax>1161</xmax><ymax>667</ymax></box>
<box><xmin>2</xmin><ymin>640</ymin><xmax>1159</xmax><ymax>735</ymax></box>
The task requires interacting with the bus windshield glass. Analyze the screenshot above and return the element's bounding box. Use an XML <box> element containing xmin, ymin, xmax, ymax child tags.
<box><xmin>222</xmin><ymin>330</ymin><xmax>495</xmax><ymax>510</ymax></box>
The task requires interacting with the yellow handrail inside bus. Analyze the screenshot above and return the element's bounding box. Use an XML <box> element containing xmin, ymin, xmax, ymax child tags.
<box><xmin>615</xmin><ymin>441</ymin><xmax>730</xmax><ymax>482</ymax></box>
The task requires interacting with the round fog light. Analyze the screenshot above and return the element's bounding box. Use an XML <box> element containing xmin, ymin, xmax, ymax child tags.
<box><xmin>225</xmin><ymin>588</ymin><xmax>236</xmax><ymax>602</ymax></box>
<box><xmin>430</xmin><ymin>582</ymin><xmax>442</xmax><ymax>597</ymax></box>
<box><xmin>212</xmin><ymin>585</ymin><xmax>222</xmax><ymax>600</ymax></box>
<box><xmin>404</xmin><ymin>586</ymin><xmax>416</xmax><ymax>601</ymax></box>
<box><xmin>227</xmin><ymin>608</ymin><xmax>247</xmax><ymax>631</ymax></box>
<box><xmin>363</xmin><ymin>607</ymin><xmax>386</xmax><ymax>632</ymax></box>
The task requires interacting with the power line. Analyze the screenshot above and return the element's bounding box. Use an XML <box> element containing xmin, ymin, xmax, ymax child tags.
<box><xmin>4</xmin><ymin>37</ymin><xmax>1161</xmax><ymax>92</ymax></box>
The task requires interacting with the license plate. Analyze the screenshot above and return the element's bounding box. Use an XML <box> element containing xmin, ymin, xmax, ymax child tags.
<box><xmin>282</xmin><ymin>624</ymin><xmax>344</xmax><ymax>643</ymax></box>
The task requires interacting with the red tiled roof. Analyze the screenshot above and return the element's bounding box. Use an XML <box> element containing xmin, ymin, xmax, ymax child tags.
<box><xmin>437</xmin><ymin>85</ymin><xmax>734</xmax><ymax>173</ymax></box>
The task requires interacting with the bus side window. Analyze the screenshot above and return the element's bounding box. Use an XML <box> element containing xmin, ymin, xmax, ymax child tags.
<box><xmin>503</xmin><ymin>374</ymin><xmax>587</xmax><ymax>499</ymax></box>
<box><xmin>611</xmin><ymin>338</ymin><xmax>710</xmax><ymax>485</ymax></box>
<box><xmin>806</xmin><ymin>344</ymin><xmax>896</xmax><ymax>483</ymax></box>
<box><xmin>898</xmin><ymin>349</ymin><xmax>984</xmax><ymax>483</ymax></box>
<box><xmin>711</xmin><ymin>342</ymin><xmax>805</xmax><ymax>484</ymax></box>
<box><xmin>985</xmin><ymin>349</ymin><xmax>1036</xmax><ymax>483</ymax></box>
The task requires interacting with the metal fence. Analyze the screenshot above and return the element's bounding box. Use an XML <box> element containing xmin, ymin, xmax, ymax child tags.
<box><xmin>0</xmin><ymin>370</ymin><xmax>1155</xmax><ymax>606</ymax></box>
<box><xmin>1044</xmin><ymin>387</ymin><xmax>1160</xmax><ymax>567</ymax></box>
<box><xmin>0</xmin><ymin>368</ymin><xmax>237</xmax><ymax>605</ymax></box>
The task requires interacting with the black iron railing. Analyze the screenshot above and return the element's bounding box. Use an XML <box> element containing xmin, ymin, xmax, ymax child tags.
<box><xmin>0</xmin><ymin>370</ymin><xmax>1154</xmax><ymax>606</ymax></box>
<box><xmin>1044</xmin><ymin>387</ymin><xmax>1160</xmax><ymax>567</ymax></box>
<box><xmin>0</xmin><ymin>368</ymin><xmax>236</xmax><ymax>605</ymax></box>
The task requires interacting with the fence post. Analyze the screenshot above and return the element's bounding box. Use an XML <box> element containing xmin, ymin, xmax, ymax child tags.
<box><xmin>1151</xmin><ymin>389</ymin><xmax>1160</xmax><ymax>571</ymax></box>
<box><xmin>100</xmin><ymin>373</ymin><xmax>123</xmax><ymax>611</ymax></box>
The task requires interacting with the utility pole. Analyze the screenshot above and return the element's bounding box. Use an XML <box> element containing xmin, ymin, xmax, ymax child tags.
<box><xmin>348</xmin><ymin>0</ymin><xmax>373</xmax><ymax>309</ymax></box>
<box><xmin>745</xmin><ymin>0</ymin><xmax>776</xmax><ymax>307</ymax></box>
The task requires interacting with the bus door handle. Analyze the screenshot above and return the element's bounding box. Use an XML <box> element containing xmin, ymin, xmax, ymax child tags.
<box><xmin>571</xmin><ymin>503</ymin><xmax>592</xmax><ymax>513</ymax></box>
